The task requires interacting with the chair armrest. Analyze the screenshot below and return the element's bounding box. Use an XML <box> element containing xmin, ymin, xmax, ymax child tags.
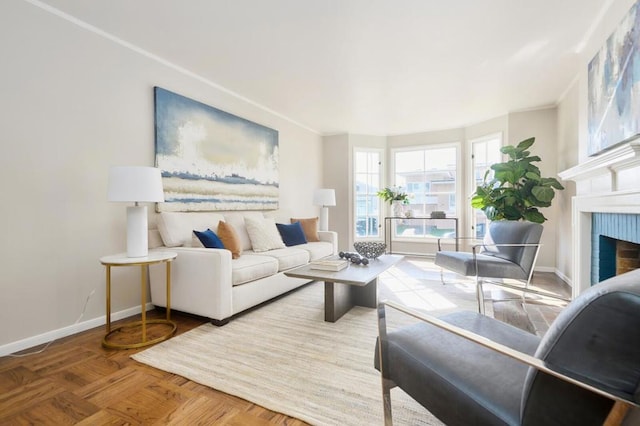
<box><xmin>377</xmin><ymin>300</ymin><xmax>638</xmax><ymax>410</ymax></box>
<box><xmin>471</xmin><ymin>242</ymin><xmax>542</xmax><ymax>251</ymax></box>
<box><xmin>437</xmin><ymin>236</ymin><xmax>480</xmax><ymax>251</ymax></box>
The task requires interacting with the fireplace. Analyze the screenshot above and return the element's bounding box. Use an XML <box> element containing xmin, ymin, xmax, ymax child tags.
<box><xmin>559</xmin><ymin>140</ymin><xmax>640</xmax><ymax>298</ymax></box>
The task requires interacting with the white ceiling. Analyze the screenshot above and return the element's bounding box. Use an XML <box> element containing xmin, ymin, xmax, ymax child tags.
<box><xmin>40</xmin><ymin>0</ymin><xmax>609</xmax><ymax>135</ymax></box>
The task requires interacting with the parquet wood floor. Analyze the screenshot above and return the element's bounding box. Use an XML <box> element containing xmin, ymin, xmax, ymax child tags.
<box><xmin>0</xmin><ymin>310</ymin><xmax>306</xmax><ymax>425</ymax></box>
<box><xmin>0</xmin><ymin>259</ymin><xmax>568</xmax><ymax>425</ymax></box>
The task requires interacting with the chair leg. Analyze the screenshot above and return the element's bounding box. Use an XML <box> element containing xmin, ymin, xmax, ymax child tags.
<box><xmin>382</xmin><ymin>377</ymin><xmax>395</xmax><ymax>425</ymax></box>
<box><xmin>439</xmin><ymin>267</ymin><xmax>446</xmax><ymax>285</ymax></box>
<box><xmin>476</xmin><ymin>277</ymin><xmax>485</xmax><ymax>315</ymax></box>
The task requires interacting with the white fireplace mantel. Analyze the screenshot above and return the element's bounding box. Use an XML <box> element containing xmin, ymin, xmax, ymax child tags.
<box><xmin>559</xmin><ymin>140</ymin><xmax>640</xmax><ymax>184</ymax></box>
<box><xmin>559</xmin><ymin>140</ymin><xmax>640</xmax><ymax>298</ymax></box>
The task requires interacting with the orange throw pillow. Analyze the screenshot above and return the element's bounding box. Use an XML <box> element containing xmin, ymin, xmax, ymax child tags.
<box><xmin>290</xmin><ymin>217</ymin><xmax>320</xmax><ymax>242</ymax></box>
<box><xmin>217</xmin><ymin>221</ymin><xmax>242</xmax><ymax>259</ymax></box>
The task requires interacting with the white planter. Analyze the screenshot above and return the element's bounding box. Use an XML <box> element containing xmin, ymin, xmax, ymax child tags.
<box><xmin>392</xmin><ymin>201</ymin><xmax>404</xmax><ymax>217</ymax></box>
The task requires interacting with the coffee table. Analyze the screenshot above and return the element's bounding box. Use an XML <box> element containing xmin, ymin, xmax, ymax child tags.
<box><xmin>284</xmin><ymin>254</ymin><xmax>403</xmax><ymax>322</ymax></box>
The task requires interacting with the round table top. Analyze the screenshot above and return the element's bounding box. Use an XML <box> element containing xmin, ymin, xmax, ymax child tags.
<box><xmin>100</xmin><ymin>250</ymin><xmax>177</xmax><ymax>266</ymax></box>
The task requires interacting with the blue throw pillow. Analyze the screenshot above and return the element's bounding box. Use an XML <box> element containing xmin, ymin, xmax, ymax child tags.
<box><xmin>276</xmin><ymin>222</ymin><xmax>308</xmax><ymax>246</ymax></box>
<box><xmin>193</xmin><ymin>229</ymin><xmax>225</xmax><ymax>249</ymax></box>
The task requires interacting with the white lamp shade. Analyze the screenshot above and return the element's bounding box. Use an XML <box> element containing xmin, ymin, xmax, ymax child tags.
<box><xmin>313</xmin><ymin>188</ymin><xmax>336</xmax><ymax>207</ymax></box>
<box><xmin>108</xmin><ymin>166</ymin><xmax>164</xmax><ymax>203</ymax></box>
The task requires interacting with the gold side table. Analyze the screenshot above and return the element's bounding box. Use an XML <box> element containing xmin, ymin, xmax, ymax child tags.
<box><xmin>100</xmin><ymin>250</ymin><xmax>177</xmax><ymax>349</ymax></box>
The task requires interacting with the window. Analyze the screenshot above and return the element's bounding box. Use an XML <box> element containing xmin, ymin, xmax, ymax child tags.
<box><xmin>470</xmin><ymin>134</ymin><xmax>503</xmax><ymax>238</ymax></box>
<box><xmin>392</xmin><ymin>144</ymin><xmax>459</xmax><ymax>239</ymax></box>
<box><xmin>354</xmin><ymin>149</ymin><xmax>382</xmax><ymax>238</ymax></box>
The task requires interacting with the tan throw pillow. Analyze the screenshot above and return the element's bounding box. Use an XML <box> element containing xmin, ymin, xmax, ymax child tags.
<box><xmin>217</xmin><ymin>221</ymin><xmax>242</xmax><ymax>259</ymax></box>
<box><xmin>291</xmin><ymin>217</ymin><xmax>320</xmax><ymax>242</ymax></box>
<box><xmin>245</xmin><ymin>217</ymin><xmax>285</xmax><ymax>252</ymax></box>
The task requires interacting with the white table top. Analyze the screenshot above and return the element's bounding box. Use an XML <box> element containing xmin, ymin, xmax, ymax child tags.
<box><xmin>100</xmin><ymin>250</ymin><xmax>177</xmax><ymax>265</ymax></box>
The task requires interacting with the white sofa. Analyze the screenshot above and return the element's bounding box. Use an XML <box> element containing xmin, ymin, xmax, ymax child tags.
<box><xmin>148</xmin><ymin>210</ymin><xmax>338</xmax><ymax>325</ymax></box>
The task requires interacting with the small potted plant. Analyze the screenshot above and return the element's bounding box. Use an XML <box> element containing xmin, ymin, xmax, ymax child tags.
<box><xmin>377</xmin><ymin>186</ymin><xmax>410</xmax><ymax>217</ymax></box>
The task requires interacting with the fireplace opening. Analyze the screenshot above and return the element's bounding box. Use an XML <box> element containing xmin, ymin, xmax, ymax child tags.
<box><xmin>598</xmin><ymin>236</ymin><xmax>640</xmax><ymax>282</ymax></box>
<box><xmin>592</xmin><ymin>213</ymin><xmax>640</xmax><ymax>285</ymax></box>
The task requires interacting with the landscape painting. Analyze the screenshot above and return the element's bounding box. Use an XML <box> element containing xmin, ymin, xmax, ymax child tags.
<box><xmin>588</xmin><ymin>0</ymin><xmax>640</xmax><ymax>156</ymax></box>
<box><xmin>154</xmin><ymin>87</ymin><xmax>279</xmax><ymax>211</ymax></box>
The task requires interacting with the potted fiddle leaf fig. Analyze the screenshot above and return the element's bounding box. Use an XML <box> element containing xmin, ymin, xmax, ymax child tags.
<box><xmin>471</xmin><ymin>137</ymin><xmax>564</xmax><ymax>223</ymax></box>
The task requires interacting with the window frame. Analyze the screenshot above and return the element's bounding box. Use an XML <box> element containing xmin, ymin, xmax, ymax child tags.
<box><xmin>390</xmin><ymin>141</ymin><xmax>462</xmax><ymax>241</ymax></box>
<box><xmin>353</xmin><ymin>147</ymin><xmax>384</xmax><ymax>241</ymax></box>
<box><xmin>467</xmin><ymin>132</ymin><xmax>503</xmax><ymax>239</ymax></box>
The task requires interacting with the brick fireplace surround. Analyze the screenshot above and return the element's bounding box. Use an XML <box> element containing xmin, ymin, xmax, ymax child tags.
<box><xmin>559</xmin><ymin>140</ymin><xmax>640</xmax><ymax>298</ymax></box>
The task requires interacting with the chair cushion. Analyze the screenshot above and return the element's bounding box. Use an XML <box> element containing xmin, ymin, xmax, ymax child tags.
<box><xmin>435</xmin><ymin>251</ymin><xmax>528</xmax><ymax>280</ymax></box>
<box><xmin>231</xmin><ymin>254</ymin><xmax>279</xmax><ymax>286</ymax></box>
<box><xmin>482</xmin><ymin>221</ymin><xmax>542</xmax><ymax>269</ymax></box>
<box><xmin>375</xmin><ymin>311</ymin><xmax>540</xmax><ymax>426</ymax></box>
<box><xmin>520</xmin><ymin>269</ymin><xmax>640</xmax><ymax>425</ymax></box>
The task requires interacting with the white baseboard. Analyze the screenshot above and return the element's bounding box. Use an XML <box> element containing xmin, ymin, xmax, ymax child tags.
<box><xmin>534</xmin><ymin>265</ymin><xmax>555</xmax><ymax>273</ymax></box>
<box><xmin>554</xmin><ymin>268</ymin><xmax>573</xmax><ymax>288</ymax></box>
<box><xmin>0</xmin><ymin>303</ymin><xmax>154</xmax><ymax>357</ymax></box>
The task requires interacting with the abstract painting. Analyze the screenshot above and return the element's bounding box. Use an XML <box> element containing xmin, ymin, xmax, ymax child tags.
<box><xmin>154</xmin><ymin>87</ymin><xmax>279</xmax><ymax>211</ymax></box>
<box><xmin>588</xmin><ymin>0</ymin><xmax>640</xmax><ymax>156</ymax></box>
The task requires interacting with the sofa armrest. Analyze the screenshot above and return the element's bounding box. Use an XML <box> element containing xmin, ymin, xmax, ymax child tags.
<box><xmin>149</xmin><ymin>247</ymin><xmax>234</xmax><ymax>321</ymax></box>
<box><xmin>318</xmin><ymin>231</ymin><xmax>338</xmax><ymax>255</ymax></box>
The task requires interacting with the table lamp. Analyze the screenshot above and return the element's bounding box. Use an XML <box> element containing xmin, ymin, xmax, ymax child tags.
<box><xmin>108</xmin><ymin>166</ymin><xmax>164</xmax><ymax>257</ymax></box>
<box><xmin>313</xmin><ymin>188</ymin><xmax>336</xmax><ymax>232</ymax></box>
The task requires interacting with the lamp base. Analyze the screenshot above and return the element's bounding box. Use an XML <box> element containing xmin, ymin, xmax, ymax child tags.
<box><xmin>319</xmin><ymin>206</ymin><xmax>329</xmax><ymax>232</ymax></box>
<box><xmin>127</xmin><ymin>205</ymin><xmax>148</xmax><ymax>257</ymax></box>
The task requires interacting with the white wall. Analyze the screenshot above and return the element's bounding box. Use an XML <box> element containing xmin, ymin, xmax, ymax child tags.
<box><xmin>323</xmin><ymin>134</ymin><xmax>351</xmax><ymax>251</ymax></box>
<box><xmin>322</xmin><ymin>134</ymin><xmax>386</xmax><ymax>252</ymax></box>
<box><xmin>556</xmin><ymin>81</ymin><xmax>580</xmax><ymax>283</ymax></box>
<box><xmin>554</xmin><ymin>0</ymin><xmax>639</xmax><ymax>284</ymax></box>
<box><xmin>507</xmin><ymin>108</ymin><xmax>559</xmax><ymax>270</ymax></box>
<box><xmin>0</xmin><ymin>1</ymin><xmax>322</xmax><ymax>351</ymax></box>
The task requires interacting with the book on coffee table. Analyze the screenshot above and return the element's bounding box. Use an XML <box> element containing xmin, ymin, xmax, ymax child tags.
<box><xmin>310</xmin><ymin>260</ymin><xmax>349</xmax><ymax>271</ymax></box>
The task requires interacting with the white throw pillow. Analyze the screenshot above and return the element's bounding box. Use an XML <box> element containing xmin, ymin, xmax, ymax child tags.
<box><xmin>244</xmin><ymin>217</ymin><xmax>285</xmax><ymax>252</ymax></box>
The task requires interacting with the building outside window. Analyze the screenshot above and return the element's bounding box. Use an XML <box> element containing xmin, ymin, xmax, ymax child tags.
<box><xmin>354</xmin><ymin>149</ymin><xmax>382</xmax><ymax>239</ymax></box>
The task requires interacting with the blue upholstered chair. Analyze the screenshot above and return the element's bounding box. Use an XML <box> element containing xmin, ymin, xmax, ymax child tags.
<box><xmin>375</xmin><ymin>269</ymin><xmax>640</xmax><ymax>425</ymax></box>
<box><xmin>434</xmin><ymin>221</ymin><xmax>567</xmax><ymax>314</ymax></box>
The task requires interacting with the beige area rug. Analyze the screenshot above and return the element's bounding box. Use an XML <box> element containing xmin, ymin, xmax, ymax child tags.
<box><xmin>133</xmin><ymin>280</ymin><xmax>446</xmax><ymax>425</ymax></box>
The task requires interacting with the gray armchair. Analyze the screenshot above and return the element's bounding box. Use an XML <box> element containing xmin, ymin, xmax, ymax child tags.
<box><xmin>435</xmin><ymin>220</ymin><xmax>566</xmax><ymax>314</ymax></box>
<box><xmin>374</xmin><ymin>268</ymin><xmax>640</xmax><ymax>425</ymax></box>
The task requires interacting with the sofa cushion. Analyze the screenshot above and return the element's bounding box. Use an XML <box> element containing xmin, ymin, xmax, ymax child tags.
<box><xmin>224</xmin><ymin>212</ymin><xmax>263</xmax><ymax>251</ymax></box>
<box><xmin>193</xmin><ymin>229</ymin><xmax>224</xmax><ymax>249</ymax></box>
<box><xmin>245</xmin><ymin>217</ymin><xmax>286</xmax><ymax>252</ymax></box>
<box><xmin>231</xmin><ymin>255</ymin><xmax>279</xmax><ymax>286</ymax></box>
<box><xmin>217</xmin><ymin>221</ymin><xmax>242</xmax><ymax>259</ymax></box>
<box><xmin>249</xmin><ymin>247</ymin><xmax>309</xmax><ymax>271</ymax></box>
<box><xmin>291</xmin><ymin>217</ymin><xmax>320</xmax><ymax>242</ymax></box>
<box><xmin>276</xmin><ymin>222</ymin><xmax>308</xmax><ymax>246</ymax></box>
<box><xmin>157</xmin><ymin>211</ymin><xmax>225</xmax><ymax>247</ymax></box>
<box><xmin>299</xmin><ymin>241</ymin><xmax>334</xmax><ymax>261</ymax></box>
